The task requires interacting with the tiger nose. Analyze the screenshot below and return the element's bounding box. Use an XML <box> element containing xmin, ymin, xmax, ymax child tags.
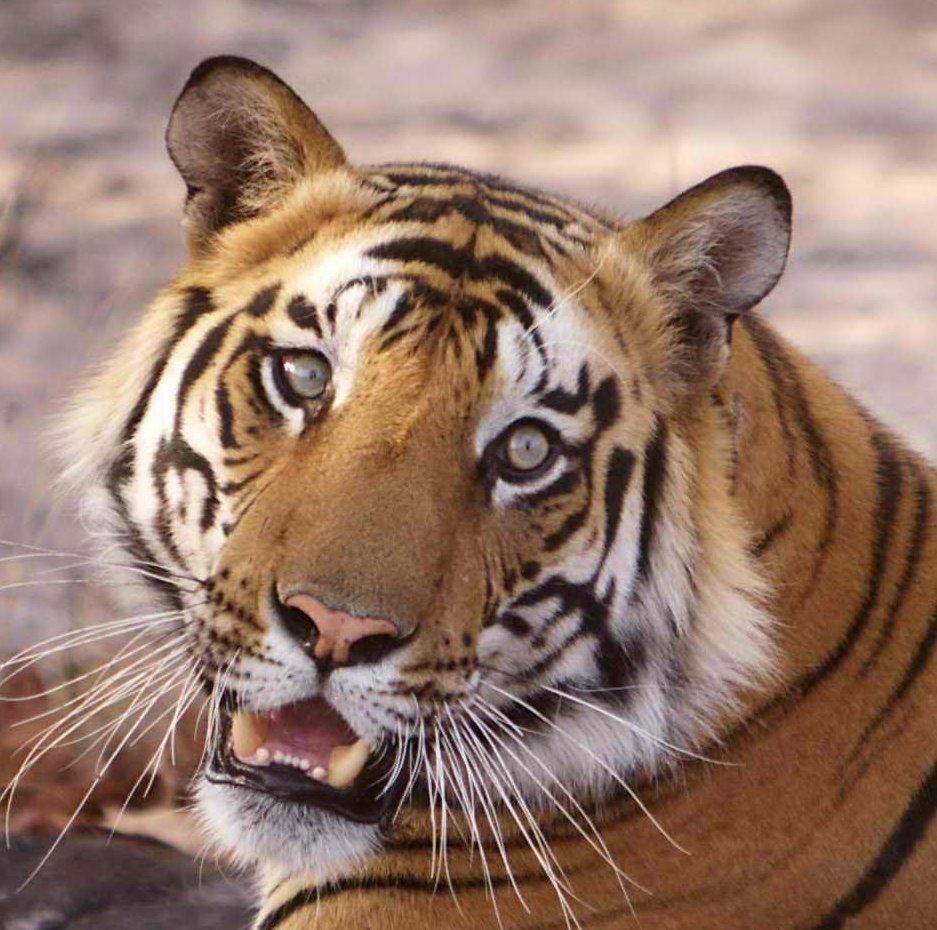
<box><xmin>283</xmin><ymin>593</ymin><xmax>400</xmax><ymax>669</ymax></box>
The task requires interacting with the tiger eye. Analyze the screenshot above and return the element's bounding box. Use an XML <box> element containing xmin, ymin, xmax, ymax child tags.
<box><xmin>278</xmin><ymin>352</ymin><xmax>332</xmax><ymax>401</ymax></box>
<box><xmin>504</xmin><ymin>422</ymin><xmax>552</xmax><ymax>473</ymax></box>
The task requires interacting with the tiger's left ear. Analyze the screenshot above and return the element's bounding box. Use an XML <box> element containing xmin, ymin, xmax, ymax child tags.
<box><xmin>166</xmin><ymin>56</ymin><xmax>348</xmax><ymax>253</ymax></box>
<box><xmin>620</xmin><ymin>166</ymin><xmax>791</xmax><ymax>388</ymax></box>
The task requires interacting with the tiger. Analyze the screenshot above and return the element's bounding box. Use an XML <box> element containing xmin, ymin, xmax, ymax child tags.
<box><xmin>50</xmin><ymin>54</ymin><xmax>937</xmax><ymax>929</ymax></box>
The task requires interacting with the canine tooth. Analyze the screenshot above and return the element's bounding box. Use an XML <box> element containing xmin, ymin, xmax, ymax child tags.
<box><xmin>311</xmin><ymin>766</ymin><xmax>327</xmax><ymax>782</ymax></box>
<box><xmin>231</xmin><ymin>711</ymin><xmax>268</xmax><ymax>758</ymax></box>
<box><xmin>255</xmin><ymin>747</ymin><xmax>270</xmax><ymax>764</ymax></box>
<box><xmin>327</xmin><ymin>739</ymin><xmax>370</xmax><ymax>790</ymax></box>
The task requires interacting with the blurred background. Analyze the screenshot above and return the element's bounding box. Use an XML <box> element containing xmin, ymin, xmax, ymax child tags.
<box><xmin>0</xmin><ymin>0</ymin><xmax>935</xmax><ymax>836</ymax></box>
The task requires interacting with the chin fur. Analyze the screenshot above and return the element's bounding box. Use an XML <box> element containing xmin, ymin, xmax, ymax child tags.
<box><xmin>195</xmin><ymin>777</ymin><xmax>381</xmax><ymax>878</ymax></box>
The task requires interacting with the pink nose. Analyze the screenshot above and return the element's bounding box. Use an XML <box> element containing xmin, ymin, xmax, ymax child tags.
<box><xmin>285</xmin><ymin>594</ymin><xmax>398</xmax><ymax>666</ymax></box>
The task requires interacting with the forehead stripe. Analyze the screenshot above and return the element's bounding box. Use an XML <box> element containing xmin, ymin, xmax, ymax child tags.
<box><xmin>286</xmin><ymin>295</ymin><xmax>322</xmax><ymax>335</ymax></box>
<box><xmin>375</xmin><ymin>167</ymin><xmax>593</xmax><ymax>227</ymax></box>
<box><xmin>244</xmin><ymin>283</ymin><xmax>281</xmax><ymax>317</ymax></box>
<box><xmin>367</xmin><ymin>237</ymin><xmax>552</xmax><ymax>307</ymax></box>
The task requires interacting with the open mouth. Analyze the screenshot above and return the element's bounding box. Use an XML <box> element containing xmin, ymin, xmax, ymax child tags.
<box><xmin>209</xmin><ymin>695</ymin><xmax>403</xmax><ymax>823</ymax></box>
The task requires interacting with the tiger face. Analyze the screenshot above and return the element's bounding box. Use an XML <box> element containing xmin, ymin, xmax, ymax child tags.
<box><xmin>67</xmin><ymin>57</ymin><xmax>789</xmax><ymax>879</ymax></box>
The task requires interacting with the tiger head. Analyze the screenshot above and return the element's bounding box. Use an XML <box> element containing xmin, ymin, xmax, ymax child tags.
<box><xmin>65</xmin><ymin>57</ymin><xmax>790</xmax><ymax>879</ymax></box>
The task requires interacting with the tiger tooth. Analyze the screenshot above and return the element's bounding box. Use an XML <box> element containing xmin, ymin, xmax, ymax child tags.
<box><xmin>255</xmin><ymin>747</ymin><xmax>271</xmax><ymax>764</ymax></box>
<box><xmin>311</xmin><ymin>766</ymin><xmax>327</xmax><ymax>782</ymax></box>
<box><xmin>231</xmin><ymin>711</ymin><xmax>268</xmax><ymax>759</ymax></box>
<box><xmin>326</xmin><ymin>738</ymin><xmax>370</xmax><ymax>789</ymax></box>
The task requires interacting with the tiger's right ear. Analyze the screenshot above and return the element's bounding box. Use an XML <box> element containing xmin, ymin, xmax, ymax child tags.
<box><xmin>166</xmin><ymin>56</ymin><xmax>347</xmax><ymax>253</ymax></box>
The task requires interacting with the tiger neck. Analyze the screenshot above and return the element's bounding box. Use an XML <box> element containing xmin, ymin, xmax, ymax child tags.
<box><xmin>726</xmin><ymin>313</ymin><xmax>937</xmax><ymax>707</ymax></box>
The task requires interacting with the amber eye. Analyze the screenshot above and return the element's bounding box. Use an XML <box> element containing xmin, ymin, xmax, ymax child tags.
<box><xmin>275</xmin><ymin>351</ymin><xmax>332</xmax><ymax>403</ymax></box>
<box><xmin>493</xmin><ymin>420</ymin><xmax>558</xmax><ymax>482</ymax></box>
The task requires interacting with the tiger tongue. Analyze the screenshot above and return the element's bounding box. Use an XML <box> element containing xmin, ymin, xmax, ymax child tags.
<box><xmin>231</xmin><ymin>696</ymin><xmax>370</xmax><ymax>789</ymax></box>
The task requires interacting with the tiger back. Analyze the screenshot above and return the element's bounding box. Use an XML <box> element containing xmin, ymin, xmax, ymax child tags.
<box><xmin>59</xmin><ymin>56</ymin><xmax>937</xmax><ymax>929</ymax></box>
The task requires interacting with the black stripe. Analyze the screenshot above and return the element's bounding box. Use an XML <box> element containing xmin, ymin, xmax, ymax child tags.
<box><xmin>219</xmin><ymin>470</ymin><xmax>263</xmax><ymax>495</ymax></box>
<box><xmin>175</xmin><ymin>285</ymin><xmax>215</xmax><ymax>335</ymax></box>
<box><xmin>742</xmin><ymin>315</ymin><xmax>838</xmax><ymax>589</ymax></box>
<box><xmin>543</xmin><ymin>506</ymin><xmax>589</xmax><ymax>551</ymax></box>
<box><xmin>493</xmin><ymin>286</ymin><xmax>535</xmax><ymax>329</ymax></box>
<box><xmin>474</xmin><ymin>310</ymin><xmax>500</xmax><ymax>380</ymax></box>
<box><xmin>859</xmin><ymin>598</ymin><xmax>937</xmax><ymax>751</ymax></box>
<box><xmin>540</xmin><ymin>365</ymin><xmax>591</xmax><ymax>415</ymax></box>
<box><xmin>862</xmin><ymin>459</ymin><xmax>931</xmax><ymax>672</ymax></box>
<box><xmin>635</xmin><ymin>420</ymin><xmax>668</xmax><ymax>582</ymax></box>
<box><xmin>809</xmin><ymin>751</ymin><xmax>937</xmax><ymax>930</ymax></box>
<box><xmin>387</xmin><ymin>193</ymin><xmax>492</xmax><ymax>226</ymax></box>
<box><xmin>601</xmin><ymin>447</ymin><xmax>637</xmax><ymax>563</ymax></box>
<box><xmin>244</xmin><ymin>284</ymin><xmax>281</xmax><ymax>317</ymax></box>
<box><xmin>490</xmin><ymin>214</ymin><xmax>549</xmax><ymax>258</ymax></box>
<box><xmin>121</xmin><ymin>353</ymin><xmax>170</xmax><ymax>445</ymax></box>
<box><xmin>482</xmin><ymin>253</ymin><xmax>552</xmax><ymax>307</ymax></box>
<box><xmin>385</xmin><ymin>196</ymin><xmax>457</xmax><ymax>224</ymax></box>
<box><xmin>497</xmin><ymin>611</ymin><xmax>533</xmax><ymax>636</ymax></box>
<box><xmin>367</xmin><ymin>237</ymin><xmax>552</xmax><ymax>307</ymax></box>
<box><xmin>591</xmin><ymin>377</ymin><xmax>620</xmax><ymax>432</ymax></box>
<box><xmin>494</xmin><ymin>287</ymin><xmax>549</xmax><ymax>381</ymax></box>
<box><xmin>256</xmin><ymin>871</ymin><xmax>545</xmax><ymax>930</ymax></box>
<box><xmin>286</xmin><ymin>295</ymin><xmax>322</xmax><ymax>335</ymax></box>
<box><xmin>368</xmin><ymin>236</ymin><xmax>471</xmax><ymax>278</ymax></box>
<box><xmin>741</xmin><ymin>310</ymin><xmax>795</xmax><ymax>470</ymax></box>
<box><xmin>751</xmin><ymin>511</ymin><xmax>793</xmax><ymax>557</ymax></box>
<box><xmin>174</xmin><ymin>316</ymin><xmax>235</xmax><ymax>431</ymax></box>
<box><xmin>883</xmin><ymin>601</ymin><xmax>937</xmax><ymax>714</ymax></box>
<box><xmin>795</xmin><ymin>432</ymin><xmax>903</xmax><ymax>698</ymax></box>
<box><xmin>522</xmin><ymin>470</ymin><xmax>581</xmax><ymax>508</ymax></box>
<box><xmin>119</xmin><ymin>290</ymin><xmax>215</xmax><ymax>444</ymax></box>
<box><xmin>247</xmin><ymin>353</ymin><xmax>282</xmax><ymax>425</ymax></box>
<box><xmin>483</xmin><ymin>191</ymin><xmax>583</xmax><ymax>234</ymax></box>
<box><xmin>374</xmin><ymin>167</ymin><xmax>581</xmax><ymax>228</ymax></box>
<box><xmin>215</xmin><ymin>382</ymin><xmax>237</xmax><ymax>449</ymax></box>
<box><xmin>380</xmin><ymin>291</ymin><xmax>416</xmax><ymax>335</ymax></box>
<box><xmin>153</xmin><ymin>435</ymin><xmax>220</xmax><ymax>533</ymax></box>
<box><xmin>374</xmin><ymin>167</ymin><xmax>468</xmax><ymax>188</ymax></box>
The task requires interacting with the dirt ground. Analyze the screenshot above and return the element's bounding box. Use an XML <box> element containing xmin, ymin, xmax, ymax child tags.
<box><xmin>1</xmin><ymin>0</ymin><xmax>936</xmax><ymax>651</ymax></box>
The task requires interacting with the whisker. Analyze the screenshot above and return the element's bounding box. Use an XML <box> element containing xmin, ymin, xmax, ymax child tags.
<box><xmin>0</xmin><ymin>612</ymin><xmax>186</xmax><ymax>695</ymax></box>
<box><xmin>0</xmin><ymin>539</ymin><xmax>203</xmax><ymax>586</ymax></box>
<box><xmin>3</xmin><ymin>649</ymin><xmax>189</xmax><ymax>843</ymax></box>
<box><xmin>440</xmin><ymin>717</ymin><xmax>509</xmax><ymax>928</ymax></box>
<box><xmin>454</xmin><ymin>709</ymin><xmax>582</xmax><ymax>927</ymax></box>
<box><xmin>469</xmin><ymin>695</ymin><xmax>645</xmax><ymax>900</ymax></box>
<box><xmin>540</xmin><ymin>684</ymin><xmax>728</xmax><ymax>767</ymax></box>
<box><xmin>482</xmin><ymin>681</ymin><xmax>688</xmax><ymax>855</ymax></box>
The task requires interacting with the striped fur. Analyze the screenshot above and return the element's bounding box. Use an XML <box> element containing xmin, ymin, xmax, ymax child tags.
<box><xmin>61</xmin><ymin>58</ymin><xmax>937</xmax><ymax>929</ymax></box>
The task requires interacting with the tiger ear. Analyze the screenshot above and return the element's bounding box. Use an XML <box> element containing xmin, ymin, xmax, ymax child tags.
<box><xmin>621</xmin><ymin>166</ymin><xmax>791</xmax><ymax>387</ymax></box>
<box><xmin>166</xmin><ymin>56</ymin><xmax>347</xmax><ymax>253</ymax></box>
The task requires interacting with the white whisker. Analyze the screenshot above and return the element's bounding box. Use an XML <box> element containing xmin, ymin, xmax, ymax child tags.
<box><xmin>482</xmin><ymin>681</ymin><xmax>688</xmax><ymax>855</ymax></box>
